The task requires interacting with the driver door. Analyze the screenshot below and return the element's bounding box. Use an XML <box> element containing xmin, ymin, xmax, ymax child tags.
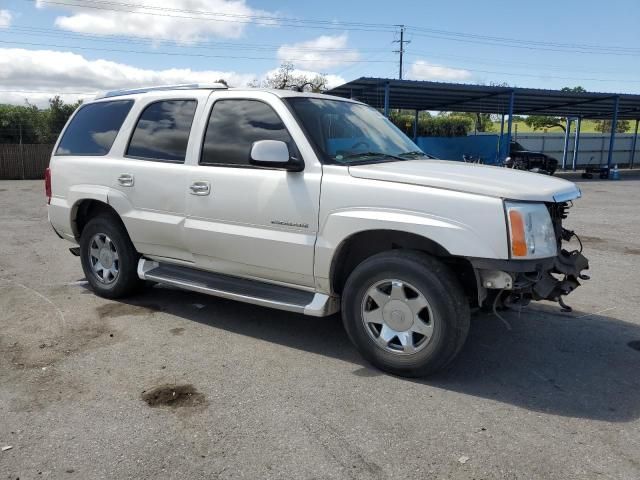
<box><xmin>184</xmin><ymin>92</ymin><xmax>321</xmax><ymax>288</ymax></box>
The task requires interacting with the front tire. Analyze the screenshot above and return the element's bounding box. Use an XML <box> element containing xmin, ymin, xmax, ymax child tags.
<box><xmin>342</xmin><ymin>250</ymin><xmax>470</xmax><ymax>377</ymax></box>
<box><xmin>79</xmin><ymin>214</ymin><xmax>143</xmax><ymax>299</ymax></box>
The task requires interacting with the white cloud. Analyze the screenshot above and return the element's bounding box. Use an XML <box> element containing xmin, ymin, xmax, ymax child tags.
<box><xmin>35</xmin><ymin>0</ymin><xmax>277</xmax><ymax>43</ymax></box>
<box><xmin>0</xmin><ymin>48</ymin><xmax>256</xmax><ymax>106</ymax></box>
<box><xmin>277</xmin><ymin>33</ymin><xmax>359</xmax><ymax>70</ymax></box>
<box><xmin>0</xmin><ymin>48</ymin><xmax>344</xmax><ymax>107</ymax></box>
<box><xmin>408</xmin><ymin>60</ymin><xmax>472</xmax><ymax>82</ymax></box>
<box><xmin>0</xmin><ymin>9</ymin><xmax>12</xmax><ymax>28</ymax></box>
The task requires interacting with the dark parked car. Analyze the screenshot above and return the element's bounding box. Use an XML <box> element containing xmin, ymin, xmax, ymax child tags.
<box><xmin>504</xmin><ymin>141</ymin><xmax>558</xmax><ymax>175</ymax></box>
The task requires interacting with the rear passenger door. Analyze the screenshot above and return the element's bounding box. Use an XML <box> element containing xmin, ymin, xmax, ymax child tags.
<box><xmin>109</xmin><ymin>94</ymin><xmax>205</xmax><ymax>261</ymax></box>
<box><xmin>183</xmin><ymin>92</ymin><xmax>321</xmax><ymax>288</ymax></box>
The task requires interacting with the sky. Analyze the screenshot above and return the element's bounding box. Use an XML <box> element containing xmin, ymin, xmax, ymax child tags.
<box><xmin>0</xmin><ymin>0</ymin><xmax>638</xmax><ymax>107</ymax></box>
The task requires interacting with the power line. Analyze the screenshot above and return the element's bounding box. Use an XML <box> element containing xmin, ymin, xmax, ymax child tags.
<box><xmin>407</xmin><ymin>25</ymin><xmax>640</xmax><ymax>54</ymax></box>
<box><xmin>30</xmin><ymin>0</ymin><xmax>398</xmax><ymax>32</ymax></box>
<box><xmin>4</xmin><ymin>25</ymin><xmax>388</xmax><ymax>53</ymax></box>
<box><xmin>407</xmin><ymin>29</ymin><xmax>640</xmax><ymax>57</ymax></box>
<box><xmin>0</xmin><ymin>39</ymin><xmax>397</xmax><ymax>63</ymax></box>
<box><xmin>28</xmin><ymin>0</ymin><xmax>640</xmax><ymax>56</ymax></box>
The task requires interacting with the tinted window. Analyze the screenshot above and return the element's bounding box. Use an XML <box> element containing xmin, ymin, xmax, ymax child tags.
<box><xmin>127</xmin><ymin>100</ymin><xmax>197</xmax><ymax>162</ymax></box>
<box><xmin>201</xmin><ymin>99</ymin><xmax>294</xmax><ymax>166</ymax></box>
<box><xmin>56</xmin><ymin>100</ymin><xmax>133</xmax><ymax>156</ymax></box>
<box><xmin>285</xmin><ymin>98</ymin><xmax>420</xmax><ymax>165</ymax></box>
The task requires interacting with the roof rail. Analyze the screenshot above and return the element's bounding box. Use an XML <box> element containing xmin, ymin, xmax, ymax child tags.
<box><xmin>95</xmin><ymin>83</ymin><xmax>228</xmax><ymax>99</ymax></box>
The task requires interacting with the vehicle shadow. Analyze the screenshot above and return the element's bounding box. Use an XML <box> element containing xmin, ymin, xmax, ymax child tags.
<box><xmin>120</xmin><ymin>285</ymin><xmax>640</xmax><ymax>423</ymax></box>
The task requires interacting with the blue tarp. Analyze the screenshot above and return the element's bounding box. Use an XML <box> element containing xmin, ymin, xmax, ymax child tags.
<box><xmin>416</xmin><ymin>135</ymin><xmax>502</xmax><ymax>165</ymax></box>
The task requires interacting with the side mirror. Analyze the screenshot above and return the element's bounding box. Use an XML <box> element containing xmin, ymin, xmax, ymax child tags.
<box><xmin>250</xmin><ymin>140</ymin><xmax>303</xmax><ymax>171</ymax></box>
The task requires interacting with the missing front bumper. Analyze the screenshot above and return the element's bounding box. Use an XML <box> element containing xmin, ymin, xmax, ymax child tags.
<box><xmin>472</xmin><ymin>247</ymin><xmax>590</xmax><ymax>311</ymax></box>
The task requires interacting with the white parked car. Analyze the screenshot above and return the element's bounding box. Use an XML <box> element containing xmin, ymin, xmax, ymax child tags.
<box><xmin>46</xmin><ymin>84</ymin><xmax>589</xmax><ymax>376</ymax></box>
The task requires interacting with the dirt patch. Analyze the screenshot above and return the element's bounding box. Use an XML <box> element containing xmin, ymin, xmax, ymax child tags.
<box><xmin>169</xmin><ymin>327</ymin><xmax>185</xmax><ymax>336</ymax></box>
<box><xmin>580</xmin><ymin>235</ymin><xmax>608</xmax><ymax>245</ymax></box>
<box><xmin>96</xmin><ymin>302</ymin><xmax>160</xmax><ymax>319</ymax></box>
<box><xmin>1</xmin><ymin>321</ymin><xmax>113</xmax><ymax>370</ymax></box>
<box><xmin>141</xmin><ymin>384</ymin><xmax>207</xmax><ymax>409</ymax></box>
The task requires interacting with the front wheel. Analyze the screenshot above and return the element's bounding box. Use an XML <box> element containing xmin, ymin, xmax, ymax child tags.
<box><xmin>79</xmin><ymin>214</ymin><xmax>143</xmax><ymax>299</ymax></box>
<box><xmin>341</xmin><ymin>250</ymin><xmax>470</xmax><ymax>377</ymax></box>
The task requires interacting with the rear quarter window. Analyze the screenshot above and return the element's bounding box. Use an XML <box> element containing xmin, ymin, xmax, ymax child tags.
<box><xmin>55</xmin><ymin>100</ymin><xmax>134</xmax><ymax>156</ymax></box>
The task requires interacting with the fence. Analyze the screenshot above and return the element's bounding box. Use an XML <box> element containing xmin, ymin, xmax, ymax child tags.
<box><xmin>0</xmin><ymin>144</ymin><xmax>53</xmax><ymax>180</ymax></box>
<box><xmin>512</xmin><ymin>133</ymin><xmax>638</xmax><ymax>168</ymax></box>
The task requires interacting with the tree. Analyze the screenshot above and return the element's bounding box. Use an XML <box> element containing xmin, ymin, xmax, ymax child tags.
<box><xmin>524</xmin><ymin>115</ymin><xmax>567</xmax><ymax>132</ymax></box>
<box><xmin>521</xmin><ymin>87</ymin><xmax>587</xmax><ymax>132</ymax></box>
<box><xmin>250</xmin><ymin>63</ymin><xmax>329</xmax><ymax>93</ymax></box>
<box><xmin>443</xmin><ymin>112</ymin><xmax>494</xmax><ymax>133</ymax></box>
<box><xmin>0</xmin><ymin>96</ymin><xmax>82</xmax><ymax>144</ymax></box>
<box><xmin>44</xmin><ymin>96</ymin><xmax>82</xmax><ymax>142</ymax></box>
<box><xmin>594</xmin><ymin>119</ymin><xmax>630</xmax><ymax>134</ymax></box>
<box><xmin>561</xmin><ymin>86</ymin><xmax>587</xmax><ymax>93</ymax></box>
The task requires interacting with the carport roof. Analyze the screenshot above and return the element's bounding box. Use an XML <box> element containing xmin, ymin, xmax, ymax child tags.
<box><xmin>326</xmin><ymin>77</ymin><xmax>640</xmax><ymax>120</ymax></box>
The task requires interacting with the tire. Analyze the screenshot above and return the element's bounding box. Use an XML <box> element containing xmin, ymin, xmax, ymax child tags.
<box><xmin>341</xmin><ymin>250</ymin><xmax>470</xmax><ymax>377</ymax></box>
<box><xmin>79</xmin><ymin>214</ymin><xmax>143</xmax><ymax>299</ymax></box>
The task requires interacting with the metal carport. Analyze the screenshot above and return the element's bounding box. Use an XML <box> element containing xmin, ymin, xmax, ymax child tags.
<box><xmin>327</xmin><ymin>78</ymin><xmax>640</xmax><ymax>169</ymax></box>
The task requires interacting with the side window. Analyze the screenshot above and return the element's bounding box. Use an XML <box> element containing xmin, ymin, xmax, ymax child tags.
<box><xmin>127</xmin><ymin>100</ymin><xmax>197</xmax><ymax>162</ymax></box>
<box><xmin>201</xmin><ymin>99</ymin><xmax>294</xmax><ymax>166</ymax></box>
<box><xmin>56</xmin><ymin>100</ymin><xmax>133</xmax><ymax>156</ymax></box>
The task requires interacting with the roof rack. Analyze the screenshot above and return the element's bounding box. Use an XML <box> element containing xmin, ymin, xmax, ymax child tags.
<box><xmin>95</xmin><ymin>83</ymin><xmax>228</xmax><ymax>99</ymax></box>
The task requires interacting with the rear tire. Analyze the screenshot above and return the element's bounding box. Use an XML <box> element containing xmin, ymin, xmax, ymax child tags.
<box><xmin>341</xmin><ymin>250</ymin><xmax>470</xmax><ymax>377</ymax></box>
<box><xmin>79</xmin><ymin>214</ymin><xmax>143</xmax><ymax>299</ymax></box>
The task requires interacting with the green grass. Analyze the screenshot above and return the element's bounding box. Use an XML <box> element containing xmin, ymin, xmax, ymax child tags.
<box><xmin>492</xmin><ymin>120</ymin><xmax>636</xmax><ymax>134</ymax></box>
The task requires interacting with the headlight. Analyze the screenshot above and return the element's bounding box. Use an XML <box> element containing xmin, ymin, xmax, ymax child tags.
<box><xmin>505</xmin><ymin>201</ymin><xmax>557</xmax><ymax>259</ymax></box>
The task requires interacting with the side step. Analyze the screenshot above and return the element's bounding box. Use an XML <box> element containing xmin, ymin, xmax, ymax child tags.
<box><xmin>137</xmin><ymin>259</ymin><xmax>339</xmax><ymax>317</ymax></box>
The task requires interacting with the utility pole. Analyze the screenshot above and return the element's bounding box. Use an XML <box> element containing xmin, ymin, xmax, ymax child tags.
<box><xmin>393</xmin><ymin>25</ymin><xmax>410</xmax><ymax>80</ymax></box>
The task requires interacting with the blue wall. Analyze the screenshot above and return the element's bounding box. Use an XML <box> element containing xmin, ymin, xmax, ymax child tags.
<box><xmin>416</xmin><ymin>135</ymin><xmax>501</xmax><ymax>165</ymax></box>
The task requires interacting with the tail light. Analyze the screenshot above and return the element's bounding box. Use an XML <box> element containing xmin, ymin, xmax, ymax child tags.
<box><xmin>45</xmin><ymin>167</ymin><xmax>52</xmax><ymax>205</ymax></box>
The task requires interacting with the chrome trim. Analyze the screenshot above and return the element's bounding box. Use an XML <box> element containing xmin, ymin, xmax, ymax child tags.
<box><xmin>304</xmin><ymin>293</ymin><xmax>340</xmax><ymax>317</ymax></box>
<box><xmin>96</xmin><ymin>83</ymin><xmax>228</xmax><ymax>99</ymax></box>
<box><xmin>136</xmin><ymin>259</ymin><xmax>339</xmax><ymax>317</ymax></box>
<box><xmin>553</xmin><ymin>188</ymin><xmax>581</xmax><ymax>203</ymax></box>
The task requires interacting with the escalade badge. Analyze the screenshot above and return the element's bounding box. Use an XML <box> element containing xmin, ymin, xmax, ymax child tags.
<box><xmin>271</xmin><ymin>220</ymin><xmax>309</xmax><ymax>229</ymax></box>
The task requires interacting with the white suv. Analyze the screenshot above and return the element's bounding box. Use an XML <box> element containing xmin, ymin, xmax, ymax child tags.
<box><xmin>47</xmin><ymin>84</ymin><xmax>589</xmax><ymax>376</ymax></box>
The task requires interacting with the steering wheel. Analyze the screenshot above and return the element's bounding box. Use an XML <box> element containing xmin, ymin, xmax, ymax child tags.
<box><xmin>350</xmin><ymin>141</ymin><xmax>370</xmax><ymax>151</ymax></box>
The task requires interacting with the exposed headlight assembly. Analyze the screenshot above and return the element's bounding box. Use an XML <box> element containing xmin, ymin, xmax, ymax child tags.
<box><xmin>505</xmin><ymin>201</ymin><xmax>557</xmax><ymax>259</ymax></box>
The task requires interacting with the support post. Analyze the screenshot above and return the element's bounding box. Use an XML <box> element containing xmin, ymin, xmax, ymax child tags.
<box><xmin>504</xmin><ymin>91</ymin><xmax>515</xmax><ymax>163</ymax></box>
<box><xmin>607</xmin><ymin>96</ymin><xmax>620</xmax><ymax>169</ymax></box>
<box><xmin>497</xmin><ymin>113</ymin><xmax>505</xmax><ymax>162</ymax></box>
<box><xmin>384</xmin><ymin>81</ymin><xmax>390</xmax><ymax>118</ymax></box>
<box><xmin>630</xmin><ymin>119</ymin><xmax>639</xmax><ymax>169</ymax></box>
<box><xmin>572</xmin><ymin>117</ymin><xmax>582</xmax><ymax>171</ymax></box>
<box><xmin>561</xmin><ymin>117</ymin><xmax>572</xmax><ymax>170</ymax></box>
<box><xmin>413</xmin><ymin>109</ymin><xmax>419</xmax><ymax>141</ymax></box>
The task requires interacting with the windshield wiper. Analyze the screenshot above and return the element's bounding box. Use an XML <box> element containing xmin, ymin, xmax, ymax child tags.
<box><xmin>340</xmin><ymin>151</ymin><xmax>407</xmax><ymax>162</ymax></box>
<box><xmin>398</xmin><ymin>150</ymin><xmax>432</xmax><ymax>158</ymax></box>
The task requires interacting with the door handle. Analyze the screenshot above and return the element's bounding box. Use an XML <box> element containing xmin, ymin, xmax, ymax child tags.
<box><xmin>189</xmin><ymin>181</ymin><xmax>210</xmax><ymax>196</ymax></box>
<box><xmin>117</xmin><ymin>173</ymin><xmax>134</xmax><ymax>187</ymax></box>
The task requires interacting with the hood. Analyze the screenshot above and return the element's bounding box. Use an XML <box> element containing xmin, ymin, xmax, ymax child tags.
<box><xmin>348</xmin><ymin>159</ymin><xmax>580</xmax><ymax>202</ymax></box>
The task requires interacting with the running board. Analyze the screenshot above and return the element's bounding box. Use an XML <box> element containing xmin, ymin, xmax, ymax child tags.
<box><xmin>137</xmin><ymin>259</ymin><xmax>339</xmax><ymax>317</ymax></box>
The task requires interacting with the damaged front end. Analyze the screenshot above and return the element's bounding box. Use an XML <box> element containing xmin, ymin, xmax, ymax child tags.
<box><xmin>475</xmin><ymin>201</ymin><xmax>590</xmax><ymax>312</ymax></box>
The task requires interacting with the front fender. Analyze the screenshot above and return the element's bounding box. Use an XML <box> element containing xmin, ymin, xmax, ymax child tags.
<box><xmin>314</xmin><ymin>207</ymin><xmax>509</xmax><ymax>289</ymax></box>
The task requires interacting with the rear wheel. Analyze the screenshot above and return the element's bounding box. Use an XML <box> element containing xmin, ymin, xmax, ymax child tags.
<box><xmin>341</xmin><ymin>250</ymin><xmax>470</xmax><ymax>377</ymax></box>
<box><xmin>79</xmin><ymin>214</ymin><xmax>143</xmax><ymax>299</ymax></box>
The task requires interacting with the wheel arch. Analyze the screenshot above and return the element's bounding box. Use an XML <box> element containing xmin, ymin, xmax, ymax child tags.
<box><xmin>71</xmin><ymin>199</ymin><xmax>129</xmax><ymax>242</ymax></box>
<box><xmin>328</xmin><ymin>229</ymin><xmax>478</xmax><ymax>306</ymax></box>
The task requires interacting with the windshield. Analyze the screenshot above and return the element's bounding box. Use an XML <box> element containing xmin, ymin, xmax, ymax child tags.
<box><xmin>285</xmin><ymin>97</ymin><xmax>433</xmax><ymax>164</ymax></box>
